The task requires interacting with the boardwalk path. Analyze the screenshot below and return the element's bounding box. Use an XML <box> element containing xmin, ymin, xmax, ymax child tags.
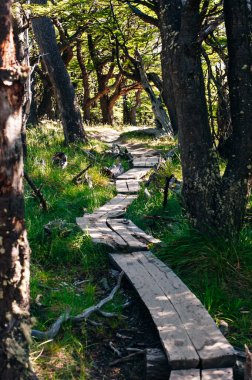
<box><xmin>77</xmin><ymin>127</ymin><xmax>235</xmax><ymax>379</ymax></box>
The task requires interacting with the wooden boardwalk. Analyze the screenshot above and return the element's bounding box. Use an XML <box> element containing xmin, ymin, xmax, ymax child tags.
<box><xmin>76</xmin><ymin>135</ymin><xmax>236</xmax><ymax>379</ymax></box>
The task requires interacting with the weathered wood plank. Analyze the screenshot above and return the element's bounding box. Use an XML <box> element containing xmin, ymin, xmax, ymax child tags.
<box><xmin>170</xmin><ymin>369</ymin><xmax>200</xmax><ymax>379</ymax></box>
<box><xmin>77</xmin><ymin>194</ymin><xmax>137</xmax><ymax>224</ymax></box>
<box><xmin>127</xmin><ymin>180</ymin><xmax>141</xmax><ymax>193</ymax></box>
<box><xmin>201</xmin><ymin>368</ymin><xmax>233</xmax><ymax>380</ymax></box>
<box><xmin>116</xmin><ymin>180</ymin><xmax>128</xmax><ymax>193</ymax></box>
<box><xmin>107</xmin><ymin>219</ymin><xmax>148</xmax><ymax>250</ymax></box>
<box><xmin>117</xmin><ymin>168</ymin><xmax>149</xmax><ymax>180</ymax></box>
<box><xmin>88</xmin><ymin>220</ymin><xmax>127</xmax><ymax>249</ymax></box>
<box><xmin>125</xmin><ymin>220</ymin><xmax>161</xmax><ymax>245</ymax></box>
<box><xmin>133</xmin><ymin>155</ymin><xmax>160</xmax><ymax>167</ymax></box>
<box><xmin>116</xmin><ymin>179</ymin><xmax>140</xmax><ymax>194</ymax></box>
<box><xmin>134</xmin><ymin>252</ymin><xmax>235</xmax><ymax>369</ymax></box>
<box><xmin>107</xmin><ymin>219</ymin><xmax>160</xmax><ymax>248</ymax></box>
<box><xmin>109</xmin><ymin>253</ymin><xmax>200</xmax><ymax>369</ymax></box>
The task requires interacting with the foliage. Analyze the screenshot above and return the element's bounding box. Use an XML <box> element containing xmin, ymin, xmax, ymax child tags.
<box><xmin>26</xmin><ymin>124</ymin><xmax>127</xmax><ymax>379</ymax></box>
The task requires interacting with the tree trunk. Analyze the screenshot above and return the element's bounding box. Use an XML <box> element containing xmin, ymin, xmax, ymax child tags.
<box><xmin>31</xmin><ymin>0</ymin><xmax>86</xmax><ymax>144</ymax></box>
<box><xmin>101</xmin><ymin>95</ymin><xmax>113</xmax><ymax>124</ymax></box>
<box><xmin>76</xmin><ymin>40</ymin><xmax>91</xmax><ymax>122</ymax></box>
<box><xmin>123</xmin><ymin>90</ymin><xmax>141</xmax><ymax>125</ymax></box>
<box><xmin>221</xmin><ymin>0</ymin><xmax>252</xmax><ymax>233</ymax></box>
<box><xmin>160</xmin><ymin>0</ymin><xmax>252</xmax><ymax>236</ymax></box>
<box><xmin>136</xmin><ymin>51</ymin><xmax>173</xmax><ymax>135</ymax></box>
<box><xmin>160</xmin><ymin>51</ymin><xmax>178</xmax><ymax>135</ymax></box>
<box><xmin>0</xmin><ymin>1</ymin><xmax>36</xmax><ymax>378</ymax></box>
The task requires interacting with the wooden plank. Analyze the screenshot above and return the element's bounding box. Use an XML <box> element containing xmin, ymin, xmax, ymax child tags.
<box><xmin>88</xmin><ymin>220</ymin><xmax>127</xmax><ymax>249</ymax></box>
<box><xmin>201</xmin><ymin>368</ymin><xmax>233</xmax><ymax>380</ymax></box>
<box><xmin>116</xmin><ymin>179</ymin><xmax>140</xmax><ymax>194</ymax></box>
<box><xmin>170</xmin><ymin>369</ymin><xmax>200</xmax><ymax>379</ymax></box>
<box><xmin>107</xmin><ymin>218</ymin><xmax>160</xmax><ymax>248</ymax></box>
<box><xmin>125</xmin><ymin>220</ymin><xmax>161</xmax><ymax>245</ymax></box>
<box><xmin>109</xmin><ymin>253</ymin><xmax>199</xmax><ymax>369</ymax></box>
<box><xmin>77</xmin><ymin>216</ymin><xmax>128</xmax><ymax>249</ymax></box>
<box><xmin>77</xmin><ymin>194</ymin><xmax>137</xmax><ymax>222</ymax></box>
<box><xmin>134</xmin><ymin>252</ymin><xmax>235</xmax><ymax>369</ymax></box>
<box><xmin>117</xmin><ymin>168</ymin><xmax>149</xmax><ymax>180</ymax></box>
<box><xmin>107</xmin><ymin>219</ymin><xmax>148</xmax><ymax>250</ymax></box>
<box><xmin>133</xmin><ymin>156</ymin><xmax>159</xmax><ymax>167</ymax></box>
<box><xmin>127</xmin><ymin>180</ymin><xmax>141</xmax><ymax>193</ymax></box>
<box><xmin>116</xmin><ymin>180</ymin><xmax>128</xmax><ymax>193</ymax></box>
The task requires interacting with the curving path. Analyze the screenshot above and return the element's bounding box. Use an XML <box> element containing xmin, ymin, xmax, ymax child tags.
<box><xmin>77</xmin><ymin>128</ymin><xmax>236</xmax><ymax>380</ymax></box>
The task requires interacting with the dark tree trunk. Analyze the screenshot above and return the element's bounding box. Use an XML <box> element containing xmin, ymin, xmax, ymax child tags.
<box><xmin>123</xmin><ymin>95</ymin><xmax>131</xmax><ymax>124</ymax></box>
<box><xmin>160</xmin><ymin>0</ymin><xmax>252</xmax><ymax>236</ymax></box>
<box><xmin>100</xmin><ymin>94</ymin><xmax>112</xmax><ymax>124</ymax></box>
<box><xmin>0</xmin><ymin>1</ymin><xmax>36</xmax><ymax>378</ymax></box>
<box><xmin>160</xmin><ymin>50</ymin><xmax>178</xmax><ymax>135</ymax></box>
<box><xmin>123</xmin><ymin>90</ymin><xmax>141</xmax><ymax>125</ymax></box>
<box><xmin>221</xmin><ymin>0</ymin><xmax>252</xmax><ymax>233</ymax></box>
<box><xmin>37</xmin><ymin>82</ymin><xmax>55</xmax><ymax>119</ymax></box>
<box><xmin>31</xmin><ymin>0</ymin><xmax>86</xmax><ymax>144</ymax></box>
<box><xmin>76</xmin><ymin>40</ymin><xmax>91</xmax><ymax>122</ymax></box>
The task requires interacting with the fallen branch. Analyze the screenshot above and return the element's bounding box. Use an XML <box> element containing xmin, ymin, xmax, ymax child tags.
<box><xmin>73</xmin><ymin>271</ymin><xmax>124</xmax><ymax>322</ymax></box>
<box><xmin>24</xmin><ymin>172</ymin><xmax>47</xmax><ymax>211</ymax></box>
<box><xmin>109</xmin><ymin>341</ymin><xmax>122</xmax><ymax>357</ymax></box>
<box><xmin>98</xmin><ymin>310</ymin><xmax>126</xmax><ymax>319</ymax></box>
<box><xmin>109</xmin><ymin>350</ymin><xmax>145</xmax><ymax>366</ymax></box>
<box><xmin>72</xmin><ymin>164</ymin><xmax>92</xmax><ymax>184</ymax></box>
<box><xmin>31</xmin><ymin>272</ymin><xmax>124</xmax><ymax>340</ymax></box>
<box><xmin>32</xmin><ymin>309</ymin><xmax>70</xmax><ymax>340</ymax></box>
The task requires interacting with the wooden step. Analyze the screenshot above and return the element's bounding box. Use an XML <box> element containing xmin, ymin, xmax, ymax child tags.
<box><xmin>110</xmin><ymin>252</ymin><xmax>200</xmax><ymax>369</ymax></box>
<box><xmin>116</xmin><ymin>179</ymin><xmax>140</xmax><ymax>194</ymax></box>
<box><xmin>201</xmin><ymin>368</ymin><xmax>233</xmax><ymax>379</ymax></box>
<box><xmin>117</xmin><ymin>167</ymin><xmax>150</xmax><ymax>180</ymax></box>
<box><xmin>133</xmin><ymin>155</ymin><xmax>160</xmax><ymax>167</ymax></box>
<box><xmin>170</xmin><ymin>368</ymin><xmax>233</xmax><ymax>379</ymax></box>
<box><xmin>107</xmin><ymin>218</ymin><xmax>160</xmax><ymax>251</ymax></box>
<box><xmin>76</xmin><ymin>194</ymin><xmax>137</xmax><ymax>227</ymax></box>
<box><xmin>170</xmin><ymin>369</ymin><xmax>200</xmax><ymax>379</ymax></box>
<box><xmin>109</xmin><ymin>251</ymin><xmax>235</xmax><ymax>370</ymax></box>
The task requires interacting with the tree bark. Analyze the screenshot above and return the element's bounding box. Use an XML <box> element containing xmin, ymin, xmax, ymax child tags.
<box><xmin>160</xmin><ymin>0</ymin><xmax>252</xmax><ymax>236</ymax></box>
<box><xmin>221</xmin><ymin>0</ymin><xmax>252</xmax><ymax>233</ymax></box>
<box><xmin>136</xmin><ymin>51</ymin><xmax>173</xmax><ymax>135</ymax></box>
<box><xmin>76</xmin><ymin>39</ymin><xmax>91</xmax><ymax>122</ymax></box>
<box><xmin>123</xmin><ymin>90</ymin><xmax>141</xmax><ymax>125</ymax></box>
<box><xmin>0</xmin><ymin>1</ymin><xmax>36</xmax><ymax>378</ymax></box>
<box><xmin>31</xmin><ymin>0</ymin><xmax>86</xmax><ymax>144</ymax></box>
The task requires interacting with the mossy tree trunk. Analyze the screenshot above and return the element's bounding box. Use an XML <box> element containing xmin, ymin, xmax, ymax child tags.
<box><xmin>160</xmin><ymin>0</ymin><xmax>252</xmax><ymax>237</ymax></box>
<box><xmin>0</xmin><ymin>1</ymin><xmax>37</xmax><ymax>378</ymax></box>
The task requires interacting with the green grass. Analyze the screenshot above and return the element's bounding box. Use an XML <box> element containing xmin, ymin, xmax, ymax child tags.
<box><xmin>127</xmin><ymin>181</ymin><xmax>252</xmax><ymax>348</ymax></box>
<box><xmin>27</xmin><ymin>123</ymin><xmax>252</xmax><ymax>378</ymax></box>
<box><xmin>26</xmin><ymin>123</ymin><xmax>127</xmax><ymax>379</ymax></box>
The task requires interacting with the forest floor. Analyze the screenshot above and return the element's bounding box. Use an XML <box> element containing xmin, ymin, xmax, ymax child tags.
<box><xmin>26</xmin><ymin>122</ymin><xmax>252</xmax><ymax>379</ymax></box>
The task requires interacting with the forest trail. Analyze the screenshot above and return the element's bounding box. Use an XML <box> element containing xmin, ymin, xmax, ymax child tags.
<box><xmin>77</xmin><ymin>127</ymin><xmax>236</xmax><ymax>379</ymax></box>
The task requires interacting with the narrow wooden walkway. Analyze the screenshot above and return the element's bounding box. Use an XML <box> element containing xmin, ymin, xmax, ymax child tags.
<box><xmin>76</xmin><ymin>133</ymin><xmax>236</xmax><ymax>379</ymax></box>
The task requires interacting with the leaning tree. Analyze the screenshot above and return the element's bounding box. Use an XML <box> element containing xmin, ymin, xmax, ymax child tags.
<box><xmin>0</xmin><ymin>1</ymin><xmax>36</xmax><ymax>378</ymax></box>
<box><xmin>31</xmin><ymin>0</ymin><xmax>87</xmax><ymax>144</ymax></box>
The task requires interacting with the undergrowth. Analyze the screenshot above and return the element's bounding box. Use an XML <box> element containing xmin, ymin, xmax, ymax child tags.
<box><xmin>127</xmin><ymin>188</ymin><xmax>252</xmax><ymax>349</ymax></box>
<box><xmin>26</xmin><ymin>123</ymin><xmax>252</xmax><ymax>379</ymax></box>
<box><xmin>25</xmin><ymin>123</ymin><xmax>126</xmax><ymax>379</ymax></box>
